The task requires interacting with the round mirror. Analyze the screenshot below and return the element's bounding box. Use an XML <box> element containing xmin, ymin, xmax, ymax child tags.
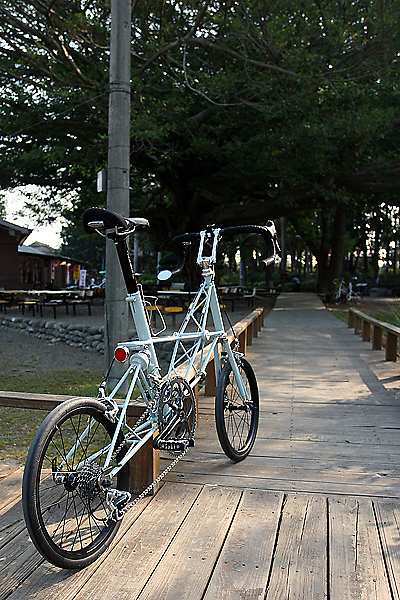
<box><xmin>157</xmin><ymin>269</ymin><xmax>172</xmax><ymax>281</ymax></box>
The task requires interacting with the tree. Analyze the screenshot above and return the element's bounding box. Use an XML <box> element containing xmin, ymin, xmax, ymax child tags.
<box><xmin>0</xmin><ymin>1</ymin><xmax>399</xmax><ymax>292</ymax></box>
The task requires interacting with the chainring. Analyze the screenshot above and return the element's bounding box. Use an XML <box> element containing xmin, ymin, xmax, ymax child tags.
<box><xmin>157</xmin><ymin>376</ymin><xmax>196</xmax><ymax>452</ymax></box>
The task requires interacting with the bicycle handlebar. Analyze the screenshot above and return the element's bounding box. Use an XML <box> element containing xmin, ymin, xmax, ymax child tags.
<box><xmin>82</xmin><ymin>207</ymin><xmax>280</xmax><ymax>287</ymax></box>
<box><xmin>164</xmin><ymin>222</ymin><xmax>280</xmax><ymax>277</ymax></box>
<box><xmin>219</xmin><ymin>222</ymin><xmax>279</xmax><ymax>268</ymax></box>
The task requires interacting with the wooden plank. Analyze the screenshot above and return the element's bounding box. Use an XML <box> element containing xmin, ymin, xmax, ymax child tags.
<box><xmin>374</xmin><ymin>501</ymin><xmax>400</xmax><ymax>600</ymax></box>
<box><xmin>0</xmin><ymin>518</ymin><xmax>47</xmax><ymax>600</ymax></box>
<box><xmin>329</xmin><ymin>497</ymin><xmax>392</xmax><ymax>600</ymax></box>
<box><xmin>3</xmin><ymin>485</ymin><xmax>159</xmax><ymax>600</ymax></box>
<box><xmin>0</xmin><ymin>390</ymin><xmax>146</xmax><ymax>417</ymax></box>
<box><xmin>191</xmin><ymin>437</ymin><xmax>400</xmax><ymax>465</ymax></box>
<box><xmin>265</xmin><ymin>494</ymin><xmax>327</xmax><ymax>599</ymax></box>
<box><xmin>203</xmin><ymin>490</ymin><xmax>283</xmax><ymax>600</ymax></box>
<box><xmin>58</xmin><ymin>483</ymin><xmax>203</xmax><ymax>600</ymax></box>
<box><xmin>137</xmin><ymin>485</ymin><xmax>241</xmax><ymax>600</ymax></box>
<box><xmin>177</xmin><ymin>448</ymin><xmax>400</xmax><ymax>475</ymax></box>
<box><xmin>0</xmin><ymin>461</ymin><xmax>20</xmax><ymax>480</ymax></box>
<box><xmin>0</xmin><ymin>466</ymin><xmax>23</xmax><ymax>511</ymax></box>
<box><xmin>0</xmin><ymin>497</ymin><xmax>25</xmax><ymax>552</ymax></box>
<box><xmin>166</xmin><ymin>471</ymin><xmax>400</xmax><ymax>499</ymax></box>
<box><xmin>169</xmin><ymin>460</ymin><xmax>400</xmax><ymax>495</ymax></box>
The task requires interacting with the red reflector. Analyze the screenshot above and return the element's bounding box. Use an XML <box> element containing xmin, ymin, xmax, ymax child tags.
<box><xmin>114</xmin><ymin>346</ymin><xmax>129</xmax><ymax>362</ymax></box>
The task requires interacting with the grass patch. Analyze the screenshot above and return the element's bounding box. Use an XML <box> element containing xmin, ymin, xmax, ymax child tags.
<box><xmin>330</xmin><ymin>309</ymin><xmax>349</xmax><ymax>324</ymax></box>
<box><xmin>0</xmin><ymin>366</ymin><xmax>103</xmax><ymax>463</ymax></box>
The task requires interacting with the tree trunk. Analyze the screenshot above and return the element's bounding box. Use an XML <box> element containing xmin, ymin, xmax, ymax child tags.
<box><xmin>310</xmin><ymin>205</ymin><xmax>347</xmax><ymax>296</ymax></box>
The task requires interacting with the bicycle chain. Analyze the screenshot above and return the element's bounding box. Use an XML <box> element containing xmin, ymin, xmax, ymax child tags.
<box><xmin>117</xmin><ymin>445</ymin><xmax>189</xmax><ymax>518</ymax></box>
<box><xmin>104</xmin><ymin>403</ymin><xmax>193</xmax><ymax>520</ymax></box>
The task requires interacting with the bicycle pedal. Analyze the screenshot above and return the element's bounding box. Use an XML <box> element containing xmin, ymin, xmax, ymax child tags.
<box><xmin>154</xmin><ymin>438</ymin><xmax>194</xmax><ymax>452</ymax></box>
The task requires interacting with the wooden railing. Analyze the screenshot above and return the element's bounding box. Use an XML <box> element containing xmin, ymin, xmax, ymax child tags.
<box><xmin>203</xmin><ymin>306</ymin><xmax>265</xmax><ymax>396</ymax></box>
<box><xmin>348</xmin><ymin>307</ymin><xmax>400</xmax><ymax>362</ymax></box>
<box><xmin>0</xmin><ymin>391</ymin><xmax>154</xmax><ymax>495</ymax></box>
<box><xmin>0</xmin><ymin>306</ymin><xmax>265</xmax><ymax>494</ymax></box>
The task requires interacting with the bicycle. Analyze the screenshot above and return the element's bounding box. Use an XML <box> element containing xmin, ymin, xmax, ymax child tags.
<box><xmin>334</xmin><ymin>278</ymin><xmax>362</xmax><ymax>304</ymax></box>
<box><xmin>333</xmin><ymin>279</ymin><xmax>348</xmax><ymax>304</ymax></box>
<box><xmin>22</xmin><ymin>207</ymin><xmax>280</xmax><ymax>570</ymax></box>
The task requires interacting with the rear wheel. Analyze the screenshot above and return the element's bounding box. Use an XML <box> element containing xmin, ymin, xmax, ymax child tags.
<box><xmin>215</xmin><ymin>356</ymin><xmax>259</xmax><ymax>462</ymax></box>
<box><xmin>22</xmin><ymin>398</ymin><xmax>130</xmax><ymax>570</ymax></box>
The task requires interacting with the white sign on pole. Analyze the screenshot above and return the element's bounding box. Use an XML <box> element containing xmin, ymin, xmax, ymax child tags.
<box><xmin>79</xmin><ymin>269</ymin><xmax>87</xmax><ymax>288</ymax></box>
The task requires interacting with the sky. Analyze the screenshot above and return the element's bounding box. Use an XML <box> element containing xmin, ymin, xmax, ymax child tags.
<box><xmin>3</xmin><ymin>187</ymin><xmax>63</xmax><ymax>249</ymax></box>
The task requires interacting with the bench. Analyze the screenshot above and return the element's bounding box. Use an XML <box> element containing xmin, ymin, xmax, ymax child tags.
<box><xmin>219</xmin><ymin>287</ymin><xmax>237</xmax><ymax>311</ymax></box>
<box><xmin>164</xmin><ymin>306</ymin><xmax>183</xmax><ymax>326</ymax></box>
<box><xmin>243</xmin><ymin>287</ymin><xmax>257</xmax><ymax>307</ymax></box>
<box><xmin>0</xmin><ymin>299</ymin><xmax>9</xmax><ymax>313</ymax></box>
<box><xmin>39</xmin><ymin>299</ymin><xmax>64</xmax><ymax>319</ymax></box>
<box><xmin>66</xmin><ymin>299</ymin><xmax>92</xmax><ymax>316</ymax></box>
<box><xmin>19</xmin><ymin>299</ymin><xmax>39</xmax><ymax>316</ymax></box>
<box><xmin>348</xmin><ymin>307</ymin><xmax>400</xmax><ymax>361</ymax></box>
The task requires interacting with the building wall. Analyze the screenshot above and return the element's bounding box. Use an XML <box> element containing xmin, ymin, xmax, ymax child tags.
<box><xmin>0</xmin><ymin>228</ymin><xmax>21</xmax><ymax>289</ymax></box>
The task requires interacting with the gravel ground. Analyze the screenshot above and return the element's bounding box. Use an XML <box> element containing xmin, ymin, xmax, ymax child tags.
<box><xmin>1</xmin><ymin>294</ymin><xmax>393</xmax><ymax>380</ymax></box>
<box><xmin>0</xmin><ymin>325</ymin><xmax>103</xmax><ymax>375</ymax></box>
<box><xmin>0</xmin><ymin>326</ymin><xmax>104</xmax><ymax>464</ymax></box>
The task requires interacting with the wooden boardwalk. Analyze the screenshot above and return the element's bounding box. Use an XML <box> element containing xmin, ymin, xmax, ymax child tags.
<box><xmin>1</xmin><ymin>293</ymin><xmax>400</xmax><ymax>599</ymax></box>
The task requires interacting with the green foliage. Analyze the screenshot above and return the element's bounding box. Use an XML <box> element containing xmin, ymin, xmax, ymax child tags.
<box><xmin>0</xmin><ymin>0</ymin><xmax>399</xmax><ymax>282</ymax></box>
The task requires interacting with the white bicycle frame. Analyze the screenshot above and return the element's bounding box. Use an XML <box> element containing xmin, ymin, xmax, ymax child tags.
<box><xmin>90</xmin><ymin>227</ymin><xmax>250</xmax><ymax>479</ymax></box>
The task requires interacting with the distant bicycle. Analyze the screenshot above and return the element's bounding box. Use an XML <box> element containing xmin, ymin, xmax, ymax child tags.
<box><xmin>334</xmin><ymin>278</ymin><xmax>362</xmax><ymax>304</ymax></box>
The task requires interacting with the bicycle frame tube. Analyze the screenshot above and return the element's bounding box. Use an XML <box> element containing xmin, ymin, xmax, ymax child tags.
<box><xmin>126</xmin><ymin>290</ymin><xmax>160</xmax><ymax>374</ymax></box>
<box><xmin>209</xmin><ymin>282</ymin><xmax>250</xmax><ymax>401</ymax></box>
<box><xmin>100</xmin><ymin>228</ymin><xmax>252</xmax><ymax>477</ymax></box>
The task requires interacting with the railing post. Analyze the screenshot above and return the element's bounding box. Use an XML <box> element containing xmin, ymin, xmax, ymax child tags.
<box><xmin>253</xmin><ymin>319</ymin><xmax>258</xmax><ymax>338</ymax></box>
<box><xmin>126</xmin><ymin>410</ymin><xmax>160</xmax><ymax>496</ymax></box>
<box><xmin>362</xmin><ymin>320</ymin><xmax>371</xmax><ymax>342</ymax></box>
<box><xmin>238</xmin><ymin>330</ymin><xmax>247</xmax><ymax>354</ymax></box>
<box><xmin>348</xmin><ymin>310</ymin><xmax>355</xmax><ymax>329</ymax></box>
<box><xmin>247</xmin><ymin>323</ymin><xmax>253</xmax><ymax>347</ymax></box>
<box><xmin>386</xmin><ymin>331</ymin><xmax>398</xmax><ymax>361</ymax></box>
<box><xmin>205</xmin><ymin>359</ymin><xmax>217</xmax><ymax>396</ymax></box>
<box><xmin>355</xmin><ymin>315</ymin><xmax>362</xmax><ymax>334</ymax></box>
<box><xmin>372</xmin><ymin>325</ymin><xmax>382</xmax><ymax>350</ymax></box>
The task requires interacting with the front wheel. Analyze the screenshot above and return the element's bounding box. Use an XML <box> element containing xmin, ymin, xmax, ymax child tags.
<box><xmin>22</xmin><ymin>398</ymin><xmax>130</xmax><ymax>570</ymax></box>
<box><xmin>215</xmin><ymin>356</ymin><xmax>259</xmax><ymax>462</ymax></box>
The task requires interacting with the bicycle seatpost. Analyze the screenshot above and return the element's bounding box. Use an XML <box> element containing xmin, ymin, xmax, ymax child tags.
<box><xmin>82</xmin><ymin>207</ymin><xmax>148</xmax><ymax>295</ymax></box>
<box><xmin>112</xmin><ymin>236</ymin><xmax>138</xmax><ymax>295</ymax></box>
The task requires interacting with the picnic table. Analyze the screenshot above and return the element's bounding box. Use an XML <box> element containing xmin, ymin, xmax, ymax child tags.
<box><xmin>0</xmin><ymin>289</ymin><xmax>92</xmax><ymax>318</ymax></box>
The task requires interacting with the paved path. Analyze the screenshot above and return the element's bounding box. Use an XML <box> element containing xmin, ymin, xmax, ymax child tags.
<box><xmin>2</xmin><ymin>293</ymin><xmax>400</xmax><ymax>599</ymax></box>
<box><xmin>171</xmin><ymin>292</ymin><xmax>400</xmax><ymax>498</ymax></box>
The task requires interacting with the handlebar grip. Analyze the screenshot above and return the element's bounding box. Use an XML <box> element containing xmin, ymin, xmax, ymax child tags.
<box><xmin>220</xmin><ymin>222</ymin><xmax>281</xmax><ymax>267</ymax></box>
<box><xmin>158</xmin><ymin>233</ymin><xmax>198</xmax><ymax>280</ymax></box>
<box><xmin>172</xmin><ymin>232</ymin><xmax>201</xmax><ymax>245</ymax></box>
<box><xmin>161</xmin><ymin>233</ymin><xmax>200</xmax><ymax>279</ymax></box>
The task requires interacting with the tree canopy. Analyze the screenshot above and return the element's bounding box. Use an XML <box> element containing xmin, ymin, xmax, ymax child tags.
<box><xmin>0</xmin><ymin>1</ymin><xmax>399</xmax><ymax>289</ymax></box>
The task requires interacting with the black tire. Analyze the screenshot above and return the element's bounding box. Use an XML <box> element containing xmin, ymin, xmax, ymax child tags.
<box><xmin>215</xmin><ymin>356</ymin><xmax>259</xmax><ymax>462</ymax></box>
<box><xmin>22</xmin><ymin>398</ymin><xmax>130</xmax><ymax>570</ymax></box>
